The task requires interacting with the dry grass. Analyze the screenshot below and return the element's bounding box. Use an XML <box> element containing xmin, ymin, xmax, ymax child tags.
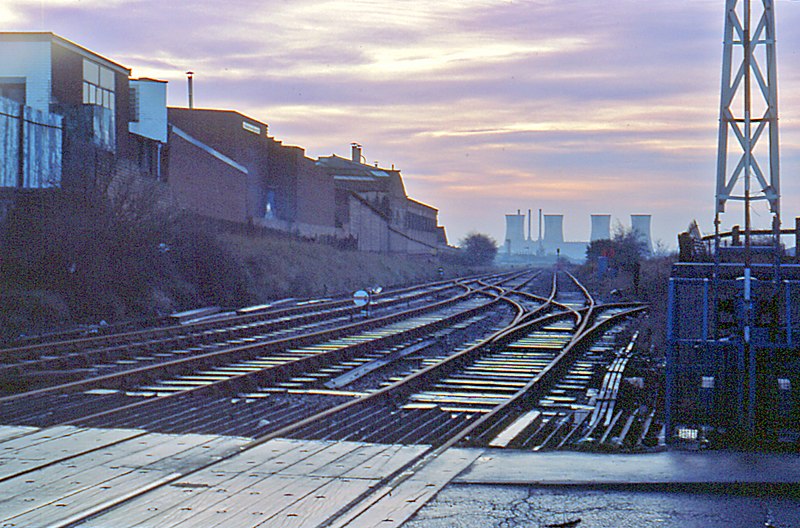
<box><xmin>222</xmin><ymin>232</ymin><xmax>446</xmax><ymax>300</ymax></box>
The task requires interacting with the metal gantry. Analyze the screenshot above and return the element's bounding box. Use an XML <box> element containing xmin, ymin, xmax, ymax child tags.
<box><xmin>715</xmin><ymin>0</ymin><xmax>780</xmax><ymax>229</ymax></box>
<box><xmin>668</xmin><ymin>0</ymin><xmax>800</xmax><ymax>449</ymax></box>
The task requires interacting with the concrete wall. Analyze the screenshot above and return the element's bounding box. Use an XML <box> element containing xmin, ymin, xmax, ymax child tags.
<box><xmin>348</xmin><ymin>195</ymin><xmax>389</xmax><ymax>252</ymax></box>
<box><xmin>167</xmin><ymin>108</ymin><xmax>337</xmax><ymax>233</ymax></box>
<box><xmin>292</xmin><ymin>148</ymin><xmax>336</xmax><ymax>229</ymax></box>
<box><xmin>168</xmin><ymin>108</ymin><xmax>268</xmax><ymax>168</ymax></box>
<box><xmin>168</xmin><ymin>108</ymin><xmax>269</xmax><ymax>221</ymax></box>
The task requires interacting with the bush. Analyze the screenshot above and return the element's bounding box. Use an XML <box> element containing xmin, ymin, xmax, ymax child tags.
<box><xmin>457</xmin><ymin>232</ymin><xmax>498</xmax><ymax>266</ymax></box>
<box><xmin>0</xmin><ymin>176</ymin><xmax>253</xmax><ymax>332</ymax></box>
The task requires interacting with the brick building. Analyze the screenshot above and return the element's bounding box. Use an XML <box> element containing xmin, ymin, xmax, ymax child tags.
<box><xmin>167</xmin><ymin>108</ymin><xmax>336</xmax><ymax>234</ymax></box>
<box><xmin>0</xmin><ymin>32</ymin><xmax>448</xmax><ymax>254</ymax></box>
<box><xmin>0</xmin><ymin>32</ymin><xmax>166</xmax><ymax>194</ymax></box>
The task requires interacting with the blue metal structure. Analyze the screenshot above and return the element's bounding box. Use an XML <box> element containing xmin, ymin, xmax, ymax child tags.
<box><xmin>667</xmin><ymin>0</ymin><xmax>798</xmax><ymax>448</ymax></box>
<box><xmin>667</xmin><ymin>259</ymin><xmax>800</xmax><ymax>446</ymax></box>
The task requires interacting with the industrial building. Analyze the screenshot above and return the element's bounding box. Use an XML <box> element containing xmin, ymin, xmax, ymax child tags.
<box><xmin>501</xmin><ymin>210</ymin><xmax>653</xmax><ymax>262</ymax></box>
<box><xmin>167</xmin><ymin>108</ymin><xmax>337</xmax><ymax>236</ymax></box>
<box><xmin>317</xmin><ymin>144</ymin><xmax>447</xmax><ymax>254</ymax></box>
<box><xmin>0</xmin><ymin>32</ymin><xmax>139</xmax><ymax>194</ymax></box>
<box><xmin>0</xmin><ymin>32</ymin><xmax>448</xmax><ymax>254</ymax></box>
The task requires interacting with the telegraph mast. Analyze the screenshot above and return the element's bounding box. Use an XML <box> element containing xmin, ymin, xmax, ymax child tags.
<box><xmin>715</xmin><ymin>0</ymin><xmax>780</xmax><ymax>252</ymax></box>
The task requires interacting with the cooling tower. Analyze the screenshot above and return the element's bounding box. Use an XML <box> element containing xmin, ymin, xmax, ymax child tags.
<box><xmin>543</xmin><ymin>214</ymin><xmax>564</xmax><ymax>245</ymax></box>
<box><xmin>504</xmin><ymin>212</ymin><xmax>526</xmax><ymax>254</ymax></box>
<box><xmin>590</xmin><ymin>214</ymin><xmax>611</xmax><ymax>242</ymax></box>
<box><xmin>631</xmin><ymin>214</ymin><xmax>653</xmax><ymax>254</ymax></box>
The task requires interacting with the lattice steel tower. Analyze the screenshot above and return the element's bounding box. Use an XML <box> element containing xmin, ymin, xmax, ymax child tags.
<box><xmin>715</xmin><ymin>0</ymin><xmax>780</xmax><ymax>240</ymax></box>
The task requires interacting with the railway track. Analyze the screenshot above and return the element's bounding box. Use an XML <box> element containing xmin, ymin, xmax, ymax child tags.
<box><xmin>0</xmin><ymin>276</ymin><xmax>484</xmax><ymax>393</ymax></box>
<box><xmin>0</xmin><ymin>271</ymin><xmax>528</xmax><ymax>427</ymax></box>
<box><xmin>0</xmin><ymin>268</ymin><xmax>655</xmax><ymax>527</ymax></box>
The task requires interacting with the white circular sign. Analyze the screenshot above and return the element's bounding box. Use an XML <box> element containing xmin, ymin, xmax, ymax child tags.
<box><xmin>353</xmin><ymin>290</ymin><xmax>370</xmax><ymax>307</ymax></box>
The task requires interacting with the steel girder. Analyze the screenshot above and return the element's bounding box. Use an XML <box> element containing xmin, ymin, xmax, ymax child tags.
<box><xmin>715</xmin><ymin>0</ymin><xmax>780</xmax><ymax>217</ymax></box>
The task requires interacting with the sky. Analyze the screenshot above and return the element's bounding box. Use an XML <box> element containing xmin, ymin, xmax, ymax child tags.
<box><xmin>3</xmin><ymin>0</ymin><xmax>800</xmax><ymax>250</ymax></box>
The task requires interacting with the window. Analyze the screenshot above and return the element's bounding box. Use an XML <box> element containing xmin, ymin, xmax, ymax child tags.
<box><xmin>0</xmin><ymin>78</ymin><xmax>26</xmax><ymax>105</ymax></box>
<box><xmin>677</xmin><ymin>428</ymin><xmax>698</xmax><ymax>440</ymax></box>
<box><xmin>82</xmin><ymin>59</ymin><xmax>115</xmax><ymax>111</ymax></box>
<box><xmin>82</xmin><ymin>59</ymin><xmax>116</xmax><ymax>150</ymax></box>
<box><xmin>265</xmin><ymin>190</ymin><xmax>276</xmax><ymax>219</ymax></box>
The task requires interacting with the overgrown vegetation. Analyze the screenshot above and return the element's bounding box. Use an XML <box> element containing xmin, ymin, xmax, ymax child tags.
<box><xmin>224</xmin><ymin>231</ymin><xmax>447</xmax><ymax>300</ymax></box>
<box><xmin>452</xmin><ymin>232</ymin><xmax>498</xmax><ymax>266</ymax></box>
<box><xmin>0</xmin><ymin>177</ymin><xmax>248</xmax><ymax>336</ymax></box>
<box><xmin>576</xmin><ymin>227</ymin><xmax>676</xmax><ymax>358</ymax></box>
<box><xmin>0</xmin><ymin>176</ymin><xmax>477</xmax><ymax>341</ymax></box>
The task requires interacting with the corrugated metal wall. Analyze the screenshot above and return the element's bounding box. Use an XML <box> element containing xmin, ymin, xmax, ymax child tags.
<box><xmin>0</xmin><ymin>96</ymin><xmax>62</xmax><ymax>189</ymax></box>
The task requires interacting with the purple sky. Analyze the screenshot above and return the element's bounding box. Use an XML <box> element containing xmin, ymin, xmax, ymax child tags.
<box><xmin>5</xmin><ymin>1</ymin><xmax>800</xmax><ymax>249</ymax></box>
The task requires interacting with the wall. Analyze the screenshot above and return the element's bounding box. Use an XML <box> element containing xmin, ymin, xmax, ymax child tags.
<box><xmin>0</xmin><ymin>40</ymin><xmax>51</xmax><ymax>111</ymax></box>
<box><xmin>129</xmin><ymin>79</ymin><xmax>167</xmax><ymax>143</ymax></box>
<box><xmin>348</xmin><ymin>195</ymin><xmax>389</xmax><ymax>252</ymax></box>
<box><xmin>168</xmin><ymin>108</ymin><xmax>337</xmax><ymax>234</ymax></box>
<box><xmin>168</xmin><ymin>108</ymin><xmax>269</xmax><ymax>220</ymax></box>
<box><xmin>275</xmin><ymin>143</ymin><xmax>335</xmax><ymax>230</ymax></box>
<box><xmin>167</xmin><ymin>128</ymin><xmax>249</xmax><ymax>223</ymax></box>
<box><xmin>168</xmin><ymin>108</ymin><xmax>268</xmax><ymax>164</ymax></box>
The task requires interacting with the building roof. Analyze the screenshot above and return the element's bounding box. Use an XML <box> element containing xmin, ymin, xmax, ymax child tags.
<box><xmin>0</xmin><ymin>32</ymin><xmax>131</xmax><ymax>75</ymax></box>
<box><xmin>406</xmin><ymin>197</ymin><xmax>438</xmax><ymax>213</ymax></box>
<box><xmin>316</xmin><ymin>155</ymin><xmax>393</xmax><ymax>177</ymax></box>
<box><xmin>168</xmin><ymin>106</ymin><xmax>268</xmax><ymax>128</ymax></box>
<box><xmin>317</xmin><ymin>154</ymin><xmax>407</xmax><ymax>196</ymax></box>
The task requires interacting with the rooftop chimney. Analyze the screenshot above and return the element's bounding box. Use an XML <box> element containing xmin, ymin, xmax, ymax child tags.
<box><xmin>351</xmin><ymin>143</ymin><xmax>362</xmax><ymax>163</ymax></box>
<box><xmin>186</xmin><ymin>71</ymin><xmax>194</xmax><ymax>109</ymax></box>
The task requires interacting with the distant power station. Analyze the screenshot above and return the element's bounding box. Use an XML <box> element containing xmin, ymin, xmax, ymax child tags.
<box><xmin>630</xmin><ymin>214</ymin><xmax>653</xmax><ymax>254</ymax></box>
<box><xmin>590</xmin><ymin>214</ymin><xmax>611</xmax><ymax>242</ymax></box>
<box><xmin>502</xmin><ymin>210</ymin><xmax>653</xmax><ymax>261</ymax></box>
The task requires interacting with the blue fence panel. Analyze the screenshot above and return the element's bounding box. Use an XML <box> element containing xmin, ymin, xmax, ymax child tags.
<box><xmin>0</xmin><ymin>96</ymin><xmax>62</xmax><ymax>189</ymax></box>
<box><xmin>0</xmin><ymin>97</ymin><xmax>21</xmax><ymax>187</ymax></box>
<box><xmin>22</xmin><ymin>105</ymin><xmax>62</xmax><ymax>188</ymax></box>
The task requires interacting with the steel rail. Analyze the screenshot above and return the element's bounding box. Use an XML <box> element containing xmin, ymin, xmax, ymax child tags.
<box><xmin>0</xmin><ymin>278</ymin><xmax>474</xmax><ymax>366</ymax></box>
<box><xmin>222</xmin><ymin>272</ymin><xmax>605</xmax><ymax>449</ymax></box>
<box><xmin>65</xmin><ymin>295</ymin><xmax>507</xmax><ymax>429</ymax></box>
<box><xmin>1</xmin><ymin>269</ymin><xmax>513</xmax><ymax>359</ymax></box>
<box><xmin>38</xmin><ymin>272</ymin><xmax>642</xmax><ymax>528</ymax></box>
<box><xmin>0</xmin><ymin>287</ymin><xmax>493</xmax><ymax>403</ymax></box>
<box><xmin>0</xmin><ymin>275</ymin><xmax>531</xmax><ymax>434</ymax></box>
<box><xmin>0</xmin><ymin>272</ymin><xmax>532</xmax><ymax>396</ymax></box>
<box><xmin>462</xmin><ymin>305</ymin><xmax>647</xmax><ymax>447</ymax></box>
<box><xmin>494</xmin><ymin>270</ymin><xmax>580</xmax><ymax>336</ymax></box>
